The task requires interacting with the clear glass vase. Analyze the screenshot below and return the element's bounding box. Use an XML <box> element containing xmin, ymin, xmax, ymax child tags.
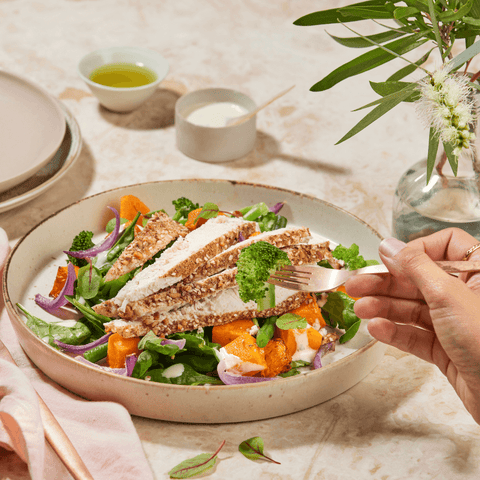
<box><xmin>392</xmin><ymin>146</ymin><xmax>480</xmax><ymax>242</ymax></box>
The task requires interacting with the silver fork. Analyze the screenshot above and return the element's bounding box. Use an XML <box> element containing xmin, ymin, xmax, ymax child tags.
<box><xmin>268</xmin><ymin>261</ymin><xmax>480</xmax><ymax>292</ymax></box>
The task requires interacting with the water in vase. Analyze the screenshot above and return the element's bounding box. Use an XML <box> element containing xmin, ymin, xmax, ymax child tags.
<box><xmin>392</xmin><ymin>159</ymin><xmax>480</xmax><ymax>242</ymax></box>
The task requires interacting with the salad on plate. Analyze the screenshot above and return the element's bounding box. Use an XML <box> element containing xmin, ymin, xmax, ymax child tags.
<box><xmin>17</xmin><ymin>194</ymin><xmax>378</xmax><ymax>386</ymax></box>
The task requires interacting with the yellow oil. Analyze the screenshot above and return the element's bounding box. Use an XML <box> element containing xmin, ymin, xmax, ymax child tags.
<box><xmin>89</xmin><ymin>63</ymin><xmax>157</xmax><ymax>88</ymax></box>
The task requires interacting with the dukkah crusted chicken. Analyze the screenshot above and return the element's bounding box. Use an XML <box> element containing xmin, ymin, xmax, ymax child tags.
<box><xmin>97</xmin><ymin>214</ymin><xmax>337</xmax><ymax>339</ymax></box>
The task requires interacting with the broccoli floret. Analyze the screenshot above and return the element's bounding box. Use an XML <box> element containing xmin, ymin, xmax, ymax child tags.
<box><xmin>236</xmin><ymin>241</ymin><xmax>291</xmax><ymax>311</ymax></box>
<box><xmin>67</xmin><ymin>230</ymin><xmax>94</xmax><ymax>267</ymax></box>
<box><xmin>172</xmin><ymin>197</ymin><xmax>200</xmax><ymax>225</ymax></box>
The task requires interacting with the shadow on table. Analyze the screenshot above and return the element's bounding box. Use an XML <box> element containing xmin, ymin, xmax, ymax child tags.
<box><xmin>0</xmin><ymin>142</ymin><xmax>95</xmax><ymax>241</ymax></box>
<box><xmin>227</xmin><ymin>130</ymin><xmax>352</xmax><ymax>175</ymax></box>
<box><xmin>134</xmin><ymin>352</ymin><xmax>478</xmax><ymax>478</ymax></box>
<box><xmin>98</xmin><ymin>87</ymin><xmax>180</xmax><ymax>130</ymax></box>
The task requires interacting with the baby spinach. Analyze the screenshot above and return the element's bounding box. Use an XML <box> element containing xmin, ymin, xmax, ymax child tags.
<box><xmin>238</xmin><ymin>437</ymin><xmax>280</xmax><ymax>464</ymax></box>
<box><xmin>168</xmin><ymin>440</ymin><xmax>225</xmax><ymax>479</ymax></box>
<box><xmin>332</xmin><ymin>243</ymin><xmax>379</xmax><ymax>270</ymax></box>
<box><xmin>321</xmin><ymin>291</ymin><xmax>361</xmax><ymax>344</ymax></box>
<box><xmin>276</xmin><ymin>313</ymin><xmax>308</xmax><ymax>330</ymax></box>
<box><xmin>17</xmin><ymin>304</ymin><xmax>91</xmax><ymax>347</ymax></box>
<box><xmin>131</xmin><ymin>350</ymin><xmax>161</xmax><ymax>379</ymax></box>
<box><xmin>138</xmin><ymin>331</ymin><xmax>183</xmax><ymax>356</ymax></box>
<box><xmin>147</xmin><ymin>364</ymin><xmax>223</xmax><ymax>386</ymax></box>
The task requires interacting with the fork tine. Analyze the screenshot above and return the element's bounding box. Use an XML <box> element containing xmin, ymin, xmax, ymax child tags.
<box><xmin>267</xmin><ymin>278</ymin><xmax>310</xmax><ymax>291</ymax></box>
<box><xmin>280</xmin><ymin>265</ymin><xmax>318</xmax><ymax>274</ymax></box>
<box><xmin>269</xmin><ymin>273</ymin><xmax>310</xmax><ymax>285</ymax></box>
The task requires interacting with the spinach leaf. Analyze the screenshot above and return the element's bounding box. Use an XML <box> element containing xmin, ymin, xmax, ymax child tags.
<box><xmin>106</xmin><ymin>211</ymin><xmax>141</xmax><ymax>263</ymax></box>
<box><xmin>131</xmin><ymin>350</ymin><xmax>161</xmax><ymax>379</ymax></box>
<box><xmin>76</xmin><ymin>264</ymin><xmax>103</xmax><ymax>300</ymax></box>
<box><xmin>332</xmin><ymin>243</ymin><xmax>379</xmax><ymax>270</ymax></box>
<box><xmin>321</xmin><ymin>291</ymin><xmax>362</xmax><ymax>343</ymax></box>
<box><xmin>147</xmin><ymin>364</ymin><xmax>223</xmax><ymax>385</ymax></box>
<box><xmin>17</xmin><ymin>304</ymin><xmax>91</xmax><ymax>347</ymax></box>
<box><xmin>138</xmin><ymin>331</ymin><xmax>183</xmax><ymax>356</ymax></box>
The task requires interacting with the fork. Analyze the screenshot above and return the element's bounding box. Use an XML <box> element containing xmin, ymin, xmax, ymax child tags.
<box><xmin>268</xmin><ymin>261</ymin><xmax>480</xmax><ymax>292</ymax></box>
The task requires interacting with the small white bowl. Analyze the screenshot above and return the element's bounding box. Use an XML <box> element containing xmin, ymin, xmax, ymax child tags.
<box><xmin>78</xmin><ymin>46</ymin><xmax>169</xmax><ymax>113</ymax></box>
<box><xmin>175</xmin><ymin>88</ymin><xmax>257</xmax><ymax>162</ymax></box>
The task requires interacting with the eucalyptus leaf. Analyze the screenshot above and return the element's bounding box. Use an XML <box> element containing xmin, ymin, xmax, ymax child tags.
<box><xmin>340</xmin><ymin>5</ymin><xmax>395</xmax><ymax>20</ymax></box>
<box><xmin>369</xmin><ymin>80</ymin><xmax>419</xmax><ymax>102</ymax></box>
<box><xmin>450</xmin><ymin>38</ymin><xmax>480</xmax><ymax>70</ymax></box>
<box><xmin>311</xmin><ymin>32</ymin><xmax>427</xmax><ymax>91</ymax></box>
<box><xmin>337</xmin><ymin>84</ymin><xmax>417</xmax><ymax>143</ymax></box>
<box><xmin>437</xmin><ymin>0</ymin><xmax>474</xmax><ymax>23</ymax></box>
<box><xmin>327</xmin><ymin>30</ymin><xmax>405</xmax><ymax>48</ymax></box>
<box><xmin>443</xmin><ymin>141</ymin><xmax>459</xmax><ymax>176</ymax></box>
<box><xmin>238</xmin><ymin>437</ymin><xmax>281</xmax><ymax>464</ymax></box>
<box><xmin>294</xmin><ymin>0</ymin><xmax>389</xmax><ymax>26</ymax></box>
<box><xmin>427</xmin><ymin>127</ymin><xmax>440</xmax><ymax>183</ymax></box>
<box><xmin>387</xmin><ymin>48</ymin><xmax>433</xmax><ymax>82</ymax></box>
<box><xmin>393</xmin><ymin>6</ymin><xmax>420</xmax><ymax>19</ymax></box>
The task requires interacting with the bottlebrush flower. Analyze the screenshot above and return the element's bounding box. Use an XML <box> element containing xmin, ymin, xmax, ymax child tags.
<box><xmin>416</xmin><ymin>65</ymin><xmax>477</xmax><ymax>157</ymax></box>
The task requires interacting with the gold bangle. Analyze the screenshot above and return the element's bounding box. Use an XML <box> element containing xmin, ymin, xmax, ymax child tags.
<box><xmin>463</xmin><ymin>243</ymin><xmax>480</xmax><ymax>261</ymax></box>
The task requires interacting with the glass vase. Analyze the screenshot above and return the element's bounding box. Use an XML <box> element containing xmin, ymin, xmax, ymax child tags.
<box><xmin>392</xmin><ymin>145</ymin><xmax>480</xmax><ymax>243</ymax></box>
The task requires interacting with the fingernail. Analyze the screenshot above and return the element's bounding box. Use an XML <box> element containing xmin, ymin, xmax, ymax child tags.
<box><xmin>379</xmin><ymin>237</ymin><xmax>406</xmax><ymax>258</ymax></box>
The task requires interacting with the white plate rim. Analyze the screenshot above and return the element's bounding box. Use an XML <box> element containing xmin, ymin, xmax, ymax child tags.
<box><xmin>3</xmin><ymin>179</ymin><xmax>385</xmax><ymax>422</ymax></box>
<box><xmin>0</xmin><ymin>102</ymin><xmax>82</xmax><ymax>214</ymax></box>
<box><xmin>0</xmin><ymin>70</ymin><xmax>67</xmax><ymax>192</ymax></box>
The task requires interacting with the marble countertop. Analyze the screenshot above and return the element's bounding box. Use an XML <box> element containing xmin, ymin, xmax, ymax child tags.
<box><xmin>1</xmin><ymin>1</ymin><xmax>479</xmax><ymax>479</ymax></box>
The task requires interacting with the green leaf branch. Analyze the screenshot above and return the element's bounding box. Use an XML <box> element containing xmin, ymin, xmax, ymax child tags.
<box><xmin>294</xmin><ymin>0</ymin><xmax>480</xmax><ymax>179</ymax></box>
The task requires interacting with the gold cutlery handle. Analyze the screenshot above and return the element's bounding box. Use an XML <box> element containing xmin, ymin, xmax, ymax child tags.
<box><xmin>0</xmin><ymin>340</ymin><xmax>94</xmax><ymax>480</ymax></box>
<box><xmin>435</xmin><ymin>260</ymin><xmax>480</xmax><ymax>273</ymax></box>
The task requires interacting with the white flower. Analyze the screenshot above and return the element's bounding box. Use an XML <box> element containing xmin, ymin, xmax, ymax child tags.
<box><xmin>416</xmin><ymin>64</ymin><xmax>477</xmax><ymax>158</ymax></box>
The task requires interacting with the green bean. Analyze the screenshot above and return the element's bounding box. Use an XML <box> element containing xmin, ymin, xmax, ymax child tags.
<box><xmin>83</xmin><ymin>342</ymin><xmax>108</xmax><ymax>363</ymax></box>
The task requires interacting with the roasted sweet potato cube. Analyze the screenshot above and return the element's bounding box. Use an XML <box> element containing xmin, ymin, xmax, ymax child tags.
<box><xmin>107</xmin><ymin>333</ymin><xmax>141</xmax><ymax>368</ymax></box>
<box><xmin>262</xmin><ymin>339</ymin><xmax>292</xmax><ymax>377</ymax></box>
<box><xmin>49</xmin><ymin>265</ymin><xmax>79</xmax><ymax>298</ymax></box>
<box><xmin>212</xmin><ymin>319</ymin><xmax>256</xmax><ymax>347</ymax></box>
<box><xmin>223</xmin><ymin>332</ymin><xmax>267</xmax><ymax>376</ymax></box>
<box><xmin>276</xmin><ymin>327</ymin><xmax>323</xmax><ymax>357</ymax></box>
<box><xmin>289</xmin><ymin>293</ymin><xmax>326</xmax><ymax>328</ymax></box>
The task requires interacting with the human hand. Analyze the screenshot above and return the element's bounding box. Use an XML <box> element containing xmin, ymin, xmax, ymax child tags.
<box><xmin>345</xmin><ymin>228</ymin><xmax>480</xmax><ymax>424</ymax></box>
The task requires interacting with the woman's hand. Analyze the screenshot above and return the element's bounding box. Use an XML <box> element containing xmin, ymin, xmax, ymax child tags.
<box><xmin>345</xmin><ymin>228</ymin><xmax>480</xmax><ymax>424</ymax></box>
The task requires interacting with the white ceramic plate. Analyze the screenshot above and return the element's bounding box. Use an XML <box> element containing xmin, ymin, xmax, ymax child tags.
<box><xmin>0</xmin><ymin>71</ymin><xmax>67</xmax><ymax>194</ymax></box>
<box><xmin>3</xmin><ymin>180</ymin><xmax>386</xmax><ymax>423</ymax></box>
<box><xmin>0</xmin><ymin>102</ymin><xmax>82</xmax><ymax>213</ymax></box>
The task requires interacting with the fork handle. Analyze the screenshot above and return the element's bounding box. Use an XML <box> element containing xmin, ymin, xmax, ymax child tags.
<box><xmin>358</xmin><ymin>261</ymin><xmax>480</xmax><ymax>275</ymax></box>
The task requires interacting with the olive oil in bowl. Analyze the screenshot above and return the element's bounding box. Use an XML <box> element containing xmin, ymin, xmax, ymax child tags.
<box><xmin>89</xmin><ymin>63</ymin><xmax>157</xmax><ymax>88</ymax></box>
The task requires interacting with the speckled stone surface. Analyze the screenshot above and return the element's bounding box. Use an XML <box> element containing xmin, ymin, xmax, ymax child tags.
<box><xmin>1</xmin><ymin>1</ymin><xmax>479</xmax><ymax>479</ymax></box>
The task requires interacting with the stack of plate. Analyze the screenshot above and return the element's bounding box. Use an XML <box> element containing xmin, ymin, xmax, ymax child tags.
<box><xmin>0</xmin><ymin>71</ymin><xmax>82</xmax><ymax>213</ymax></box>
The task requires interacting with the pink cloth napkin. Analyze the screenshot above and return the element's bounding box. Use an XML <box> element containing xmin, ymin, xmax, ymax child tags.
<box><xmin>0</xmin><ymin>227</ymin><xmax>154</xmax><ymax>480</ymax></box>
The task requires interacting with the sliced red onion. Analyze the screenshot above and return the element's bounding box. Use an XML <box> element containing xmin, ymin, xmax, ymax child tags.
<box><xmin>269</xmin><ymin>202</ymin><xmax>284</xmax><ymax>214</ymax></box>
<box><xmin>75</xmin><ymin>355</ymin><xmax>127</xmax><ymax>375</ymax></box>
<box><xmin>54</xmin><ymin>332</ymin><xmax>112</xmax><ymax>354</ymax></box>
<box><xmin>64</xmin><ymin>206</ymin><xmax>121</xmax><ymax>259</ymax></box>
<box><xmin>238</xmin><ymin>232</ymin><xmax>246</xmax><ymax>242</ymax></box>
<box><xmin>162</xmin><ymin>338</ymin><xmax>186</xmax><ymax>349</ymax></box>
<box><xmin>126</xmin><ymin>354</ymin><xmax>138</xmax><ymax>376</ymax></box>
<box><xmin>312</xmin><ymin>341</ymin><xmax>335</xmax><ymax>370</ymax></box>
<box><xmin>217</xmin><ymin>359</ymin><xmax>277</xmax><ymax>385</ymax></box>
<box><xmin>35</xmin><ymin>262</ymin><xmax>76</xmax><ymax>313</ymax></box>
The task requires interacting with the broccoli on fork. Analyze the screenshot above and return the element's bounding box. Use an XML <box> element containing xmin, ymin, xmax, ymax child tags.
<box><xmin>235</xmin><ymin>241</ymin><xmax>291</xmax><ymax>311</ymax></box>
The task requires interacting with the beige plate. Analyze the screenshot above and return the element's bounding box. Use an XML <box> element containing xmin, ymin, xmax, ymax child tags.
<box><xmin>0</xmin><ymin>71</ymin><xmax>66</xmax><ymax>194</ymax></box>
<box><xmin>2</xmin><ymin>180</ymin><xmax>386</xmax><ymax>423</ymax></box>
<box><xmin>0</xmin><ymin>102</ymin><xmax>81</xmax><ymax>214</ymax></box>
